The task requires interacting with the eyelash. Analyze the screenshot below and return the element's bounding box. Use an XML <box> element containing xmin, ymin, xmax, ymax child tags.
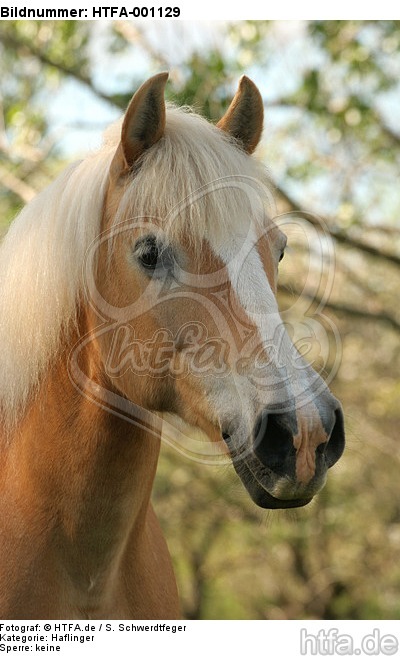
<box><xmin>139</xmin><ymin>239</ymin><xmax>159</xmax><ymax>270</ymax></box>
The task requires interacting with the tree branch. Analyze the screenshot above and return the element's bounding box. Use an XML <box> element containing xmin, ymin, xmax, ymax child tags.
<box><xmin>0</xmin><ymin>29</ymin><xmax>124</xmax><ymax>109</ymax></box>
<box><xmin>279</xmin><ymin>284</ymin><xmax>400</xmax><ymax>333</ymax></box>
<box><xmin>0</xmin><ymin>165</ymin><xmax>37</xmax><ymax>203</ymax></box>
<box><xmin>276</xmin><ymin>185</ymin><xmax>400</xmax><ymax>268</ymax></box>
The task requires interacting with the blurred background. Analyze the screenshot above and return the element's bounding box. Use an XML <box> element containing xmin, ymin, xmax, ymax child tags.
<box><xmin>1</xmin><ymin>20</ymin><xmax>399</xmax><ymax>619</ymax></box>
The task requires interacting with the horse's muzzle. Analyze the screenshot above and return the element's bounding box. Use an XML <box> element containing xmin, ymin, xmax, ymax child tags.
<box><xmin>224</xmin><ymin>404</ymin><xmax>345</xmax><ymax>509</ymax></box>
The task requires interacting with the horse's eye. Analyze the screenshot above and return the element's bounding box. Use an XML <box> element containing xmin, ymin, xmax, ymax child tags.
<box><xmin>137</xmin><ymin>236</ymin><xmax>159</xmax><ymax>270</ymax></box>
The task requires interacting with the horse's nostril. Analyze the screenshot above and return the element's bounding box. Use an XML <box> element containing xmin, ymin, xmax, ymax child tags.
<box><xmin>253</xmin><ymin>411</ymin><xmax>297</xmax><ymax>477</ymax></box>
<box><xmin>253</xmin><ymin>406</ymin><xmax>345</xmax><ymax>479</ymax></box>
<box><xmin>326</xmin><ymin>407</ymin><xmax>345</xmax><ymax>468</ymax></box>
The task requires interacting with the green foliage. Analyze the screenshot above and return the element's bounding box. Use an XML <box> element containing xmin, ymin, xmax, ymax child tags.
<box><xmin>0</xmin><ymin>21</ymin><xmax>92</xmax><ymax>226</ymax></box>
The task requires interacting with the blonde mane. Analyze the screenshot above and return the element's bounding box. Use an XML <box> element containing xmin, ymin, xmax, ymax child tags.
<box><xmin>111</xmin><ymin>106</ymin><xmax>271</xmax><ymax>246</ymax></box>
<box><xmin>0</xmin><ymin>104</ymin><xmax>271</xmax><ymax>428</ymax></box>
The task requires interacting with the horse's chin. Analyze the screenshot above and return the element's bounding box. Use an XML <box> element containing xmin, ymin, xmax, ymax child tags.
<box><xmin>238</xmin><ymin>475</ymin><xmax>314</xmax><ymax>510</ymax></box>
<box><xmin>222</xmin><ymin>433</ymin><xmax>316</xmax><ymax>510</ymax></box>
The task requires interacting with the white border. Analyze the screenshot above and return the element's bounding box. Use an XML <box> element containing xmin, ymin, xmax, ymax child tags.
<box><xmin>0</xmin><ymin>1</ymin><xmax>397</xmax><ymax>20</ymax></box>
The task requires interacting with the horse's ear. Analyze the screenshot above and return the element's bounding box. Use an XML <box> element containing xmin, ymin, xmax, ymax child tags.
<box><xmin>217</xmin><ymin>76</ymin><xmax>264</xmax><ymax>154</ymax></box>
<box><xmin>120</xmin><ymin>72</ymin><xmax>169</xmax><ymax>169</ymax></box>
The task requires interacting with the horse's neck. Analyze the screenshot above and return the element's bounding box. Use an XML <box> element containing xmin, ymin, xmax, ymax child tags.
<box><xmin>3</xmin><ymin>341</ymin><xmax>162</xmax><ymax>596</ymax></box>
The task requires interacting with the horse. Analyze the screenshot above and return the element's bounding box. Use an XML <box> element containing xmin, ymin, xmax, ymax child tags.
<box><xmin>0</xmin><ymin>73</ymin><xmax>345</xmax><ymax>619</ymax></box>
